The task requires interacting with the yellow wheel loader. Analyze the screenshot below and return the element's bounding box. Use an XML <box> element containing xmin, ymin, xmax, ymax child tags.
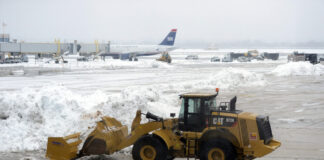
<box><xmin>156</xmin><ymin>52</ymin><xmax>172</xmax><ymax>63</ymax></box>
<box><xmin>46</xmin><ymin>89</ymin><xmax>280</xmax><ymax>160</ymax></box>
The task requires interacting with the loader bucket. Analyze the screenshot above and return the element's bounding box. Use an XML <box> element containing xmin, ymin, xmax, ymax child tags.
<box><xmin>79</xmin><ymin>116</ymin><xmax>128</xmax><ymax>156</ymax></box>
<box><xmin>46</xmin><ymin>132</ymin><xmax>82</xmax><ymax>160</ymax></box>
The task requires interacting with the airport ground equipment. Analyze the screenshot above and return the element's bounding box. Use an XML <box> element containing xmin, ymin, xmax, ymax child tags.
<box><xmin>261</xmin><ymin>52</ymin><xmax>279</xmax><ymax>60</ymax></box>
<box><xmin>223</xmin><ymin>50</ymin><xmax>279</xmax><ymax>62</ymax></box>
<box><xmin>156</xmin><ymin>52</ymin><xmax>172</xmax><ymax>63</ymax></box>
<box><xmin>46</xmin><ymin>89</ymin><xmax>281</xmax><ymax>160</ymax></box>
<box><xmin>319</xmin><ymin>57</ymin><xmax>324</xmax><ymax>64</ymax></box>
<box><xmin>222</xmin><ymin>53</ymin><xmax>233</xmax><ymax>62</ymax></box>
<box><xmin>210</xmin><ymin>56</ymin><xmax>220</xmax><ymax>62</ymax></box>
<box><xmin>228</xmin><ymin>50</ymin><xmax>258</xmax><ymax>60</ymax></box>
<box><xmin>185</xmin><ymin>55</ymin><xmax>198</xmax><ymax>60</ymax></box>
<box><xmin>288</xmin><ymin>51</ymin><xmax>318</xmax><ymax>64</ymax></box>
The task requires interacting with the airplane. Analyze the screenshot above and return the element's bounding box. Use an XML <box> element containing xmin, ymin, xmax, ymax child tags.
<box><xmin>99</xmin><ymin>29</ymin><xmax>177</xmax><ymax>60</ymax></box>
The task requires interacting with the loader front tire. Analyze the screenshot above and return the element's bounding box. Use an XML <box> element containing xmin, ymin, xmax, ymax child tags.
<box><xmin>132</xmin><ymin>135</ymin><xmax>167</xmax><ymax>160</ymax></box>
<box><xmin>200</xmin><ymin>139</ymin><xmax>236</xmax><ymax>160</ymax></box>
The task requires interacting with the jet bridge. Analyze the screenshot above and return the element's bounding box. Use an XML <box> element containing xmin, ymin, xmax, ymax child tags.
<box><xmin>0</xmin><ymin>40</ymin><xmax>110</xmax><ymax>57</ymax></box>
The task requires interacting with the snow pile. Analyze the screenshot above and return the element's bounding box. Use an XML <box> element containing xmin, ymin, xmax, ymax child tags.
<box><xmin>0</xmin><ymin>85</ymin><xmax>178</xmax><ymax>152</ymax></box>
<box><xmin>0</xmin><ymin>68</ymin><xmax>265</xmax><ymax>152</ymax></box>
<box><xmin>271</xmin><ymin>62</ymin><xmax>324</xmax><ymax>76</ymax></box>
<box><xmin>194</xmin><ymin>68</ymin><xmax>266</xmax><ymax>90</ymax></box>
<box><xmin>0</xmin><ymin>85</ymin><xmax>106</xmax><ymax>151</ymax></box>
<box><xmin>102</xmin><ymin>86</ymin><xmax>179</xmax><ymax>126</ymax></box>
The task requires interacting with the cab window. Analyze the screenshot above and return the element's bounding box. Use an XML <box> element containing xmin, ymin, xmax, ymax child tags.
<box><xmin>188</xmin><ymin>98</ymin><xmax>201</xmax><ymax>113</ymax></box>
<box><xmin>204</xmin><ymin>98</ymin><xmax>217</xmax><ymax>114</ymax></box>
<box><xmin>179</xmin><ymin>99</ymin><xmax>185</xmax><ymax>119</ymax></box>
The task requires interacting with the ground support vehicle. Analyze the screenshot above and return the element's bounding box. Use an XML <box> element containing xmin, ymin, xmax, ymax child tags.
<box><xmin>156</xmin><ymin>52</ymin><xmax>172</xmax><ymax>63</ymax></box>
<box><xmin>288</xmin><ymin>51</ymin><xmax>318</xmax><ymax>64</ymax></box>
<box><xmin>222</xmin><ymin>54</ymin><xmax>233</xmax><ymax>62</ymax></box>
<box><xmin>210</xmin><ymin>56</ymin><xmax>220</xmax><ymax>62</ymax></box>
<box><xmin>185</xmin><ymin>55</ymin><xmax>198</xmax><ymax>60</ymax></box>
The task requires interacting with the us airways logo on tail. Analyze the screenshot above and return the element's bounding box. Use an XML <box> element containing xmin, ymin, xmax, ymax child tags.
<box><xmin>160</xmin><ymin>29</ymin><xmax>177</xmax><ymax>46</ymax></box>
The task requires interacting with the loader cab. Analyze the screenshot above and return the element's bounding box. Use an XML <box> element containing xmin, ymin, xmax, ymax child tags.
<box><xmin>178</xmin><ymin>93</ymin><xmax>218</xmax><ymax>132</ymax></box>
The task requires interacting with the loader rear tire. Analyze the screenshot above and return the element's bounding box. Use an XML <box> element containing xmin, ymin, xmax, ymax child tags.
<box><xmin>132</xmin><ymin>135</ymin><xmax>167</xmax><ymax>160</ymax></box>
<box><xmin>200</xmin><ymin>139</ymin><xmax>236</xmax><ymax>160</ymax></box>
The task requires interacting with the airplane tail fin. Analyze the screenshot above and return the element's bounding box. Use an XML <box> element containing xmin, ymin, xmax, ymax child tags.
<box><xmin>159</xmin><ymin>29</ymin><xmax>177</xmax><ymax>46</ymax></box>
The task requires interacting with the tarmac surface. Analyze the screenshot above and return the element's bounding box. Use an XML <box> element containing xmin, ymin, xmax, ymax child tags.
<box><xmin>0</xmin><ymin>55</ymin><xmax>324</xmax><ymax>160</ymax></box>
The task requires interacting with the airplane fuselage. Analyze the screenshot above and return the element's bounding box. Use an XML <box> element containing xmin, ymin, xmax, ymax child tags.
<box><xmin>110</xmin><ymin>44</ymin><xmax>175</xmax><ymax>54</ymax></box>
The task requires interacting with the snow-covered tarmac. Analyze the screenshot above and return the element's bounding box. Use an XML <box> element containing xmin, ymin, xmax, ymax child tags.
<box><xmin>0</xmin><ymin>52</ymin><xmax>324</xmax><ymax>159</ymax></box>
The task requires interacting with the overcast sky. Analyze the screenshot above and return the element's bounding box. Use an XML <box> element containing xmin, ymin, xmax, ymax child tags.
<box><xmin>0</xmin><ymin>0</ymin><xmax>323</xmax><ymax>47</ymax></box>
